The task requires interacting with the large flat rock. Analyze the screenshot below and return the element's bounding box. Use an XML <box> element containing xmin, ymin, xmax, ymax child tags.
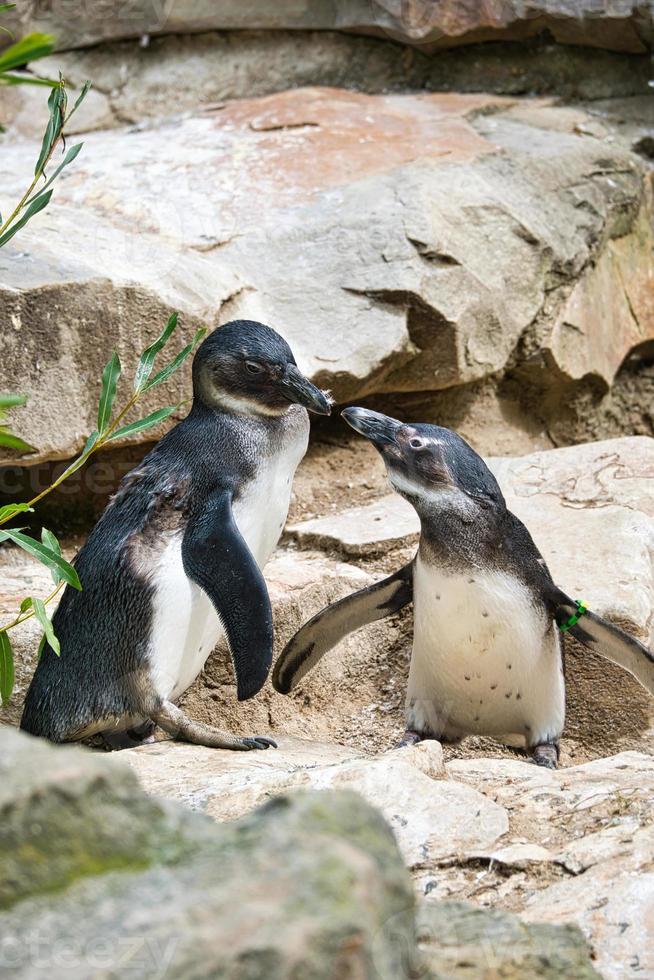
<box><xmin>447</xmin><ymin>751</ymin><xmax>654</xmax><ymax>980</ymax></box>
<box><xmin>4</xmin><ymin>1</ymin><xmax>651</xmax><ymax>52</ymax></box>
<box><xmin>125</xmin><ymin>736</ymin><xmax>508</xmax><ymax>872</ymax></box>
<box><xmin>1</xmin><ymin>89</ymin><xmax>651</xmax><ymax>463</ymax></box>
<box><xmin>124</xmin><ymin>735</ymin><xmax>654</xmax><ymax>979</ymax></box>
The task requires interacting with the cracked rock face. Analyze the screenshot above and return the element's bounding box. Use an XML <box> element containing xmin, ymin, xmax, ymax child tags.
<box><xmin>4</xmin><ymin>1</ymin><xmax>652</xmax><ymax>52</ymax></box>
<box><xmin>123</xmin><ymin>738</ymin><xmax>652</xmax><ymax>980</ymax></box>
<box><xmin>1</xmin><ymin>88</ymin><xmax>652</xmax><ymax>464</ymax></box>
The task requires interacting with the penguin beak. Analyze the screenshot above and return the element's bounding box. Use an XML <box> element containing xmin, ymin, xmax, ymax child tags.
<box><xmin>341</xmin><ymin>407</ymin><xmax>402</xmax><ymax>446</ymax></box>
<box><xmin>278</xmin><ymin>365</ymin><xmax>333</xmax><ymax>415</ymax></box>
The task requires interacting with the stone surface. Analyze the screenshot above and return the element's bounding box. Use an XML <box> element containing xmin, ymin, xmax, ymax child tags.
<box><xmin>288</xmin><ymin>493</ymin><xmax>419</xmax><ymax>556</ymax></box>
<box><xmin>1</xmin><ymin>88</ymin><xmax>651</xmax><ymax>464</ymax></box>
<box><xmin>417</xmin><ymin>901</ymin><xmax>601</xmax><ymax>979</ymax></box>
<box><xmin>6</xmin><ymin>34</ymin><xmax>644</xmax><ymax>138</ymax></box>
<box><xmin>446</xmin><ymin>751</ymin><xmax>654</xmax><ymax>980</ymax></box>
<box><xmin>126</xmin><ymin>737</ymin><xmax>654</xmax><ymax>980</ymax></box>
<box><xmin>4</xmin><ymin>1</ymin><xmax>651</xmax><ymax>52</ymax></box>
<box><xmin>126</xmin><ymin>737</ymin><xmax>509</xmax><ymax>871</ymax></box>
<box><xmin>0</xmin><ymin>726</ymin><xmax>202</xmax><ymax>909</ymax></box>
<box><xmin>0</xmin><ymin>727</ymin><xmax>416</xmax><ymax>979</ymax></box>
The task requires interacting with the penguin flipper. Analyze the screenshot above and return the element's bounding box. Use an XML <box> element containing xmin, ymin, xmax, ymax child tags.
<box><xmin>272</xmin><ymin>562</ymin><xmax>413</xmax><ymax>694</ymax></box>
<box><xmin>182</xmin><ymin>490</ymin><xmax>273</xmax><ymax>701</ymax></box>
<box><xmin>552</xmin><ymin>589</ymin><xmax>654</xmax><ymax>695</ymax></box>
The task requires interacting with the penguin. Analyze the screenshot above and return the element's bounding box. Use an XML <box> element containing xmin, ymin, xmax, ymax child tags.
<box><xmin>21</xmin><ymin>320</ymin><xmax>332</xmax><ymax>750</ymax></box>
<box><xmin>273</xmin><ymin>407</ymin><xmax>654</xmax><ymax>768</ymax></box>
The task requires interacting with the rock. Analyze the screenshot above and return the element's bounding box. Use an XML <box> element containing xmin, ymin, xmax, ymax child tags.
<box><xmin>0</xmin><ymin>728</ymin><xmax>417</xmax><ymax>979</ymax></box>
<box><xmin>288</xmin><ymin>494</ymin><xmax>419</xmax><ymax>556</ymax></box>
<box><xmin>0</xmin><ymin>82</ymin><xmax>115</xmax><ymax>139</ymax></box>
<box><xmin>125</xmin><ymin>737</ymin><xmax>510</xmax><ymax>873</ymax></box>
<box><xmin>444</xmin><ymin>752</ymin><xmax>654</xmax><ymax>979</ymax></box>
<box><xmin>5</xmin><ymin>1</ymin><xmax>651</xmax><ymax>53</ymax></box>
<box><xmin>16</xmin><ymin>36</ymin><xmax>647</xmax><ymax>135</ymax></box>
<box><xmin>1</xmin><ymin>89</ymin><xmax>651</xmax><ymax>464</ymax></box>
<box><xmin>0</xmin><ymin>727</ymin><xmax>206</xmax><ymax>909</ymax></box>
<box><xmin>123</xmin><ymin>735</ymin><xmax>364</xmax><ymax>822</ymax></box>
<box><xmin>417</xmin><ymin>901</ymin><xmax>601</xmax><ymax>979</ymax></box>
<box><xmin>525</xmin><ymin>866</ymin><xmax>654</xmax><ymax>980</ymax></box>
<box><xmin>488</xmin><ymin>436</ymin><xmax>654</xmax><ymax>642</ymax></box>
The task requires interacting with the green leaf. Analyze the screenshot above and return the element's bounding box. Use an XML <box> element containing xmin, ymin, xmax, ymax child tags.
<box><xmin>0</xmin><ymin>503</ymin><xmax>32</xmax><ymax>523</ymax></box>
<box><xmin>37</xmin><ymin>633</ymin><xmax>46</xmax><ymax>659</ymax></box>
<box><xmin>0</xmin><ymin>188</ymin><xmax>52</xmax><ymax>247</ymax></box>
<box><xmin>0</xmin><ymin>393</ymin><xmax>27</xmax><ymax>410</ymax></box>
<box><xmin>97</xmin><ymin>351</ymin><xmax>121</xmax><ymax>433</ymax></box>
<box><xmin>0</xmin><ymin>631</ymin><xmax>14</xmax><ymax>704</ymax></box>
<box><xmin>34</xmin><ymin>80</ymin><xmax>66</xmax><ymax>176</ymax></box>
<box><xmin>19</xmin><ymin>596</ymin><xmax>32</xmax><ymax>613</ymax></box>
<box><xmin>107</xmin><ymin>404</ymin><xmax>180</xmax><ymax>442</ymax></box>
<box><xmin>0</xmin><ymin>32</ymin><xmax>55</xmax><ymax>73</ymax></box>
<box><xmin>26</xmin><ymin>142</ymin><xmax>83</xmax><ymax>203</ymax></box>
<box><xmin>40</xmin><ymin>527</ymin><xmax>63</xmax><ymax>584</ymax></box>
<box><xmin>57</xmin><ymin>429</ymin><xmax>100</xmax><ymax>480</ymax></box>
<box><xmin>31</xmin><ymin>597</ymin><xmax>60</xmax><ymax>655</ymax></box>
<box><xmin>0</xmin><ymin>71</ymin><xmax>59</xmax><ymax>87</ymax></box>
<box><xmin>0</xmin><ymin>529</ymin><xmax>81</xmax><ymax>590</ymax></box>
<box><xmin>65</xmin><ymin>79</ymin><xmax>91</xmax><ymax>123</ymax></box>
<box><xmin>0</xmin><ymin>428</ymin><xmax>34</xmax><ymax>453</ymax></box>
<box><xmin>0</xmin><ymin>4</ymin><xmax>17</xmax><ymax>12</ymax></box>
<box><xmin>41</xmin><ymin>527</ymin><xmax>61</xmax><ymax>555</ymax></box>
<box><xmin>142</xmin><ymin>328</ymin><xmax>207</xmax><ymax>392</ymax></box>
<box><xmin>134</xmin><ymin>312</ymin><xmax>179</xmax><ymax>392</ymax></box>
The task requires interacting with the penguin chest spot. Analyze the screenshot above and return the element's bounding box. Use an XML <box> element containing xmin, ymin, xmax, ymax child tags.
<box><xmin>409</xmin><ymin>558</ymin><xmax>564</xmax><ymax>740</ymax></box>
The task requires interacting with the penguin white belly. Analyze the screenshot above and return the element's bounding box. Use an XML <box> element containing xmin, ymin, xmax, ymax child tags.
<box><xmin>407</xmin><ymin>556</ymin><xmax>565</xmax><ymax>746</ymax></box>
<box><xmin>148</xmin><ymin>429</ymin><xmax>307</xmax><ymax>702</ymax></box>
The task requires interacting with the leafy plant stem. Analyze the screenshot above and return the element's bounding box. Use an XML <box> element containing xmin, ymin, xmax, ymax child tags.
<box><xmin>0</xmin><ymin>111</ymin><xmax>61</xmax><ymax>240</ymax></box>
<box><xmin>0</xmin><ymin>392</ymin><xmax>141</xmax><ymax>525</ymax></box>
<box><xmin>0</xmin><ymin>580</ymin><xmax>64</xmax><ymax>632</ymax></box>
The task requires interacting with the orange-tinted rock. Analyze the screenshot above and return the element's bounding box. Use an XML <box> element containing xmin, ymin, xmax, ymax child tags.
<box><xmin>4</xmin><ymin>1</ymin><xmax>651</xmax><ymax>53</ymax></box>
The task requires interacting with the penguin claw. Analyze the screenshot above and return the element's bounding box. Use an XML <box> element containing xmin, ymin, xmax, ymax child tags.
<box><xmin>242</xmin><ymin>736</ymin><xmax>278</xmax><ymax>750</ymax></box>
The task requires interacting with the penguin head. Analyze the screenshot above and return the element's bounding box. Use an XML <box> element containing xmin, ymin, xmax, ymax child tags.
<box><xmin>193</xmin><ymin>320</ymin><xmax>333</xmax><ymax>417</ymax></box>
<box><xmin>341</xmin><ymin>407</ymin><xmax>504</xmax><ymax>517</ymax></box>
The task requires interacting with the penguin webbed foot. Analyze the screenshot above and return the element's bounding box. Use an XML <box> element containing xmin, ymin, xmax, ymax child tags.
<box><xmin>153</xmin><ymin>701</ymin><xmax>277</xmax><ymax>751</ymax></box>
<box><xmin>396</xmin><ymin>729</ymin><xmax>449</xmax><ymax>749</ymax></box>
<box><xmin>530</xmin><ymin>742</ymin><xmax>559</xmax><ymax>769</ymax></box>
<box><xmin>396</xmin><ymin>729</ymin><xmax>424</xmax><ymax>748</ymax></box>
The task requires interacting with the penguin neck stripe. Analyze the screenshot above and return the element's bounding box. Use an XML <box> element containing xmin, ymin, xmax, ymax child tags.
<box><xmin>558</xmin><ymin>600</ymin><xmax>588</xmax><ymax>632</ymax></box>
<box><xmin>211</xmin><ymin>390</ymin><xmax>288</xmax><ymax>418</ymax></box>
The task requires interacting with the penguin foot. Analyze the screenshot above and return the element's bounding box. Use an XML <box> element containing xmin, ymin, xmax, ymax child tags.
<box><xmin>531</xmin><ymin>742</ymin><xmax>559</xmax><ymax>769</ymax></box>
<box><xmin>153</xmin><ymin>701</ymin><xmax>277</xmax><ymax>751</ymax></box>
<box><xmin>397</xmin><ymin>729</ymin><xmax>424</xmax><ymax>748</ymax></box>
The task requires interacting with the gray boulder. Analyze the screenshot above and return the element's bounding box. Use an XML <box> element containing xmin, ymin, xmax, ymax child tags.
<box><xmin>0</xmin><ymin>726</ymin><xmax>416</xmax><ymax>978</ymax></box>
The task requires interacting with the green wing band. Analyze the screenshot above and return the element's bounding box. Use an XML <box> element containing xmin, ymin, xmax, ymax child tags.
<box><xmin>559</xmin><ymin>600</ymin><xmax>588</xmax><ymax>632</ymax></box>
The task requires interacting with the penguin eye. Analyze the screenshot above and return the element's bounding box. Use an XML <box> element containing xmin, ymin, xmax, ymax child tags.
<box><xmin>409</xmin><ymin>437</ymin><xmax>425</xmax><ymax>450</ymax></box>
<box><xmin>245</xmin><ymin>361</ymin><xmax>264</xmax><ymax>376</ymax></box>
